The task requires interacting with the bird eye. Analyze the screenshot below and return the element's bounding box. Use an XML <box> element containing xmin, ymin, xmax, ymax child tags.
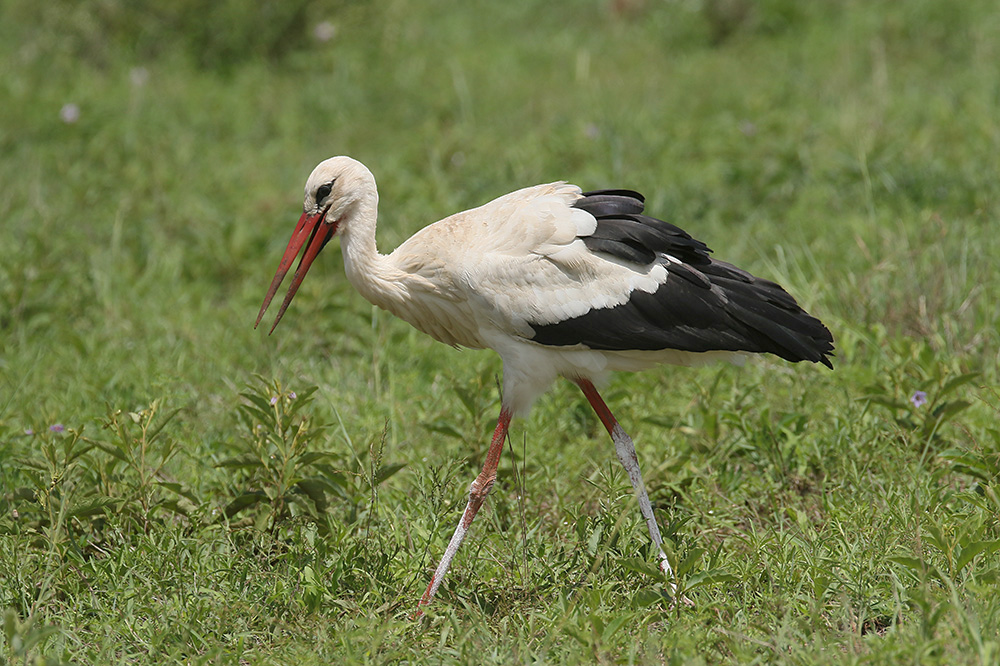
<box><xmin>316</xmin><ymin>181</ymin><xmax>334</xmax><ymax>204</ymax></box>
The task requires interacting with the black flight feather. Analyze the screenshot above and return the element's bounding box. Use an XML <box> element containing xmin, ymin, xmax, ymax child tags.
<box><xmin>528</xmin><ymin>190</ymin><xmax>835</xmax><ymax>368</ymax></box>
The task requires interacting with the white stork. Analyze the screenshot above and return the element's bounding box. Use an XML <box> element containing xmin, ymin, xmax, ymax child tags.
<box><xmin>256</xmin><ymin>156</ymin><xmax>834</xmax><ymax>614</ymax></box>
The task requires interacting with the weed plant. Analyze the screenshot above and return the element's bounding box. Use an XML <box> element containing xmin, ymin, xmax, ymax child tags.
<box><xmin>2</xmin><ymin>0</ymin><xmax>999</xmax><ymax>663</ymax></box>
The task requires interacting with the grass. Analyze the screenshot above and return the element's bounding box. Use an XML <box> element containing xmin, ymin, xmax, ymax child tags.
<box><xmin>2</xmin><ymin>0</ymin><xmax>999</xmax><ymax>663</ymax></box>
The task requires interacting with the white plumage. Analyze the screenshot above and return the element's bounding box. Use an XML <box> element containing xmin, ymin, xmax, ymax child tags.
<box><xmin>257</xmin><ymin>156</ymin><xmax>834</xmax><ymax>614</ymax></box>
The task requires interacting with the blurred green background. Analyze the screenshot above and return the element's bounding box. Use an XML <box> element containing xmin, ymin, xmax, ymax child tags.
<box><xmin>2</xmin><ymin>0</ymin><xmax>999</xmax><ymax>664</ymax></box>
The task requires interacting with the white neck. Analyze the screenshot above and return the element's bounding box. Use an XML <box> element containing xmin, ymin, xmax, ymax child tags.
<box><xmin>338</xmin><ymin>188</ymin><xmax>405</xmax><ymax>311</ymax></box>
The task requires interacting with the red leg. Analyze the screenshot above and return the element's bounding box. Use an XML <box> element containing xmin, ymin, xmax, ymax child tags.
<box><xmin>574</xmin><ymin>378</ymin><xmax>676</xmax><ymax>581</ymax></box>
<box><xmin>416</xmin><ymin>407</ymin><xmax>512</xmax><ymax>616</ymax></box>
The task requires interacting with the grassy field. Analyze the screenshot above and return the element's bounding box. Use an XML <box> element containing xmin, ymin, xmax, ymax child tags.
<box><xmin>2</xmin><ymin>0</ymin><xmax>999</xmax><ymax>663</ymax></box>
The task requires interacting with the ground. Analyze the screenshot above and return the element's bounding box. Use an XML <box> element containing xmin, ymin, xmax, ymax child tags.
<box><xmin>1</xmin><ymin>1</ymin><xmax>999</xmax><ymax>664</ymax></box>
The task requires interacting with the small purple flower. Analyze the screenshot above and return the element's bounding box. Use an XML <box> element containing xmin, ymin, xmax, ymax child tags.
<box><xmin>313</xmin><ymin>21</ymin><xmax>336</xmax><ymax>42</ymax></box>
<box><xmin>59</xmin><ymin>103</ymin><xmax>80</xmax><ymax>124</ymax></box>
<box><xmin>49</xmin><ymin>424</ymin><xmax>65</xmax><ymax>433</ymax></box>
<box><xmin>288</xmin><ymin>391</ymin><xmax>297</xmax><ymax>400</ymax></box>
<box><xmin>910</xmin><ymin>391</ymin><xmax>928</xmax><ymax>409</ymax></box>
<box><xmin>24</xmin><ymin>428</ymin><xmax>34</xmax><ymax>436</ymax></box>
<box><xmin>270</xmin><ymin>396</ymin><xmax>279</xmax><ymax>406</ymax></box>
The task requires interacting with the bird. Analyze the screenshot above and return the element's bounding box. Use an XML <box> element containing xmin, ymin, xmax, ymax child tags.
<box><xmin>256</xmin><ymin>156</ymin><xmax>834</xmax><ymax>615</ymax></box>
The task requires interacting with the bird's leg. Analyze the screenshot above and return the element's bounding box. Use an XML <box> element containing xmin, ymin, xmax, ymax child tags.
<box><xmin>416</xmin><ymin>406</ymin><xmax>512</xmax><ymax>616</ymax></box>
<box><xmin>574</xmin><ymin>378</ymin><xmax>676</xmax><ymax>582</ymax></box>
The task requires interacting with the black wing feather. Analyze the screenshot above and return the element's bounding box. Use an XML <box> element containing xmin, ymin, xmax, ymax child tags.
<box><xmin>574</xmin><ymin>189</ymin><xmax>645</xmax><ymax>217</ymax></box>
<box><xmin>528</xmin><ymin>190</ymin><xmax>835</xmax><ymax>367</ymax></box>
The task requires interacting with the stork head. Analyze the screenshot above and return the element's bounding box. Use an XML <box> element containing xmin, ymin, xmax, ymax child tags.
<box><xmin>256</xmin><ymin>156</ymin><xmax>376</xmax><ymax>333</ymax></box>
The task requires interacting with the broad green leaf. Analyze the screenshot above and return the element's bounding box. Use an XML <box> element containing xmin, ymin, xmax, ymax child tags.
<box><xmin>930</xmin><ymin>400</ymin><xmax>972</xmax><ymax>425</ymax></box>
<box><xmin>957</xmin><ymin>540</ymin><xmax>1000</xmax><ymax>573</ymax></box>
<box><xmin>375</xmin><ymin>462</ymin><xmax>406</xmax><ymax>485</ymax></box>
<box><xmin>587</xmin><ymin>523</ymin><xmax>603</xmax><ymax>555</ymax></box>
<box><xmin>631</xmin><ymin>588</ymin><xmax>667</xmax><ymax>608</ymax></box>
<box><xmin>223</xmin><ymin>492</ymin><xmax>265</xmax><ymax>519</ymax></box>
<box><xmin>618</xmin><ymin>556</ymin><xmax>666</xmax><ymax>581</ymax></box>
<box><xmin>813</xmin><ymin>573</ymin><xmax>832</xmax><ymax>599</ymax></box>
<box><xmin>69</xmin><ymin>497</ymin><xmax>119</xmax><ymax>518</ymax></box>
<box><xmin>575</xmin><ymin>514</ymin><xmax>588</xmax><ymax>542</ymax></box>
<box><xmin>296</xmin><ymin>451</ymin><xmax>335</xmax><ymax>466</ymax></box>
<box><xmin>676</xmin><ymin>548</ymin><xmax>704</xmax><ymax>577</ymax></box>
<box><xmin>863</xmin><ymin>395</ymin><xmax>908</xmax><ymax>411</ymax></box>
<box><xmin>11</xmin><ymin>458</ymin><xmax>49</xmax><ymax>472</ymax></box>
<box><xmin>684</xmin><ymin>569</ymin><xmax>737</xmax><ymax>591</ymax></box>
<box><xmin>421</xmin><ymin>421</ymin><xmax>465</xmax><ymax>440</ymax></box>
<box><xmin>641</xmin><ymin>416</ymin><xmax>677</xmax><ymax>429</ymax></box>
<box><xmin>238</xmin><ymin>404</ymin><xmax>272</xmax><ymax>426</ymax></box>
<box><xmin>146</xmin><ymin>406</ymin><xmax>183</xmax><ymax>445</ymax></box>
<box><xmin>156</xmin><ymin>481</ymin><xmax>199</xmax><ymax>504</ymax></box>
<box><xmin>240</xmin><ymin>392</ymin><xmax>274</xmax><ymax>413</ymax></box>
<box><xmin>562</xmin><ymin>625</ymin><xmax>589</xmax><ymax>647</ymax></box>
<box><xmin>977</xmin><ymin>567</ymin><xmax>1000</xmax><ymax>584</ymax></box>
<box><xmin>924</xmin><ymin>523</ymin><xmax>947</xmax><ymax>552</ymax></box>
<box><xmin>939</xmin><ymin>372</ymin><xmax>980</xmax><ymax>398</ymax></box>
<box><xmin>92</xmin><ymin>440</ymin><xmax>130</xmax><ymax>462</ymax></box>
<box><xmin>295</xmin><ymin>478</ymin><xmax>331</xmax><ymax>512</ymax></box>
<box><xmin>889</xmin><ymin>556</ymin><xmax>927</xmax><ymax>573</ymax></box>
<box><xmin>602</xmin><ymin>613</ymin><xmax>631</xmax><ymax>641</ymax></box>
<box><xmin>158</xmin><ymin>498</ymin><xmax>190</xmax><ymax>517</ymax></box>
<box><xmin>287</xmin><ymin>386</ymin><xmax>319</xmax><ymax>413</ymax></box>
<box><xmin>215</xmin><ymin>454</ymin><xmax>264</xmax><ymax>469</ymax></box>
<box><xmin>452</xmin><ymin>386</ymin><xmax>478</xmax><ymax>418</ymax></box>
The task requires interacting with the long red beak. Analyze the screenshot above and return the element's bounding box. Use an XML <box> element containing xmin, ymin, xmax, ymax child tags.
<box><xmin>256</xmin><ymin>208</ymin><xmax>338</xmax><ymax>334</ymax></box>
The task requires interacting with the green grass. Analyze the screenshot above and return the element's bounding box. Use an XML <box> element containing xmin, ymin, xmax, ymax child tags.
<box><xmin>2</xmin><ymin>0</ymin><xmax>1000</xmax><ymax>663</ymax></box>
